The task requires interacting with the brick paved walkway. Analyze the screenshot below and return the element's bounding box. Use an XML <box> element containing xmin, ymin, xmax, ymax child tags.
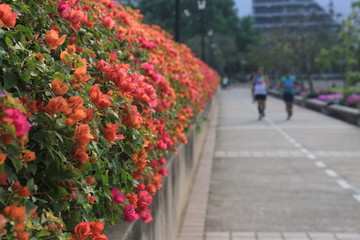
<box><xmin>178</xmin><ymin>86</ymin><xmax>360</xmax><ymax>240</ymax></box>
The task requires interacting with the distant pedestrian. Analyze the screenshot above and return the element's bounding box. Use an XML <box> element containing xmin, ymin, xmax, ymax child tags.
<box><xmin>251</xmin><ymin>68</ymin><xmax>270</xmax><ymax>120</ymax></box>
<box><xmin>280</xmin><ymin>70</ymin><xmax>296</xmax><ymax>120</ymax></box>
<box><xmin>222</xmin><ymin>76</ymin><xmax>229</xmax><ymax>89</ymax></box>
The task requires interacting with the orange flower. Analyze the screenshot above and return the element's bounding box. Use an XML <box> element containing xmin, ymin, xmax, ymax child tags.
<box><xmin>89</xmin><ymin>85</ymin><xmax>112</xmax><ymax>109</ymax></box>
<box><xmin>74</xmin><ymin>58</ymin><xmax>87</xmax><ymax>77</ymax></box>
<box><xmin>46</xmin><ymin>96</ymin><xmax>68</xmax><ymax>116</ymax></box>
<box><xmin>67</xmin><ymin>44</ymin><xmax>76</xmax><ymax>54</ymax></box>
<box><xmin>16</xmin><ymin>231</ymin><xmax>30</xmax><ymax>240</ymax></box>
<box><xmin>0</xmin><ymin>4</ymin><xmax>18</xmax><ymax>28</ymax></box>
<box><xmin>3</xmin><ymin>202</ymin><xmax>26</xmax><ymax>222</ymax></box>
<box><xmin>74</xmin><ymin>124</ymin><xmax>94</xmax><ymax>147</ymax></box>
<box><xmin>0</xmin><ymin>153</ymin><xmax>8</xmax><ymax>164</ymax></box>
<box><xmin>87</xmin><ymin>194</ymin><xmax>96</xmax><ymax>204</ymax></box>
<box><xmin>45</xmin><ymin>30</ymin><xmax>66</xmax><ymax>50</ymax></box>
<box><xmin>28</xmin><ymin>209</ymin><xmax>38</xmax><ymax>219</ymax></box>
<box><xmin>14</xmin><ymin>223</ymin><xmax>24</xmax><ymax>233</ymax></box>
<box><xmin>60</xmin><ymin>51</ymin><xmax>70</xmax><ymax>64</ymax></box>
<box><xmin>23</xmin><ymin>152</ymin><xmax>36</xmax><ymax>162</ymax></box>
<box><xmin>51</xmin><ymin>78</ymin><xmax>69</xmax><ymax>95</ymax></box>
<box><xmin>12</xmin><ymin>181</ymin><xmax>31</xmax><ymax>198</ymax></box>
<box><xmin>35</xmin><ymin>53</ymin><xmax>44</xmax><ymax>61</ymax></box>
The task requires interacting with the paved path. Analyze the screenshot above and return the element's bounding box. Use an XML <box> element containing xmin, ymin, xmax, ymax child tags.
<box><xmin>179</xmin><ymin>86</ymin><xmax>360</xmax><ymax>240</ymax></box>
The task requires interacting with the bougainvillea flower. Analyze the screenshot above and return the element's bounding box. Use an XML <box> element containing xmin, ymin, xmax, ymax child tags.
<box><xmin>90</xmin><ymin>221</ymin><xmax>104</xmax><ymax>235</ymax></box>
<box><xmin>51</xmin><ymin>78</ymin><xmax>69</xmax><ymax>95</ymax></box>
<box><xmin>2</xmin><ymin>109</ymin><xmax>31</xmax><ymax>136</ymax></box>
<box><xmin>110</xmin><ymin>188</ymin><xmax>125</xmax><ymax>204</ymax></box>
<box><xmin>74</xmin><ymin>124</ymin><xmax>94</xmax><ymax>147</ymax></box>
<box><xmin>123</xmin><ymin>204</ymin><xmax>139</xmax><ymax>222</ymax></box>
<box><xmin>0</xmin><ymin>171</ymin><xmax>7</xmax><ymax>185</ymax></box>
<box><xmin>0</xmin><ymin>153</ymin><xmax>7</xmax><ymax>164</ymax></box>
<box><xmin>102</xmin><ymin>16</ymin><xmax>115</xmax><ymax>29</ymax></box>
<box><xmin>45</xmin><ymin>30</ymin><xmax>66</xmax><ymax>50</ymax></box>
<box><xmin>16</xmin><ymin>231</ymin><xmax>30</xmax><ymax>240</ymax></box>
<box><xmin>0</xmin><ymin>4</ymin><xmax>18</xmax><ymax>28</ymax></box>
<box><xmin>104</xmin><ymin>123</ymin><xmax>124</xmax><ymax>142</ymax></box>
<box><xmin>46</xmin><ymin>96</ymin><xmax>68</xmax><ymax>116</ymax></box>
<box><xmin>73</xmin><ymin>222</ymin><xmax>91</xmax><ymax>240</ymax></box>
<box><xmin>12</xmin><ymin>181</ymin><xmax>31</xmax><ymax>198</ymax></box>
<box><xmin>89</xmin><ymin>85</ymin><xmax>112</xmax><ymax>109</ymax></box>
<box><xmin>74</xmin><ymin>58</ymin><xmax>87</xmax><ymax>76</ymax></box>
<box><xmin>92</xmin><ymin>235</ymin><xmax>108</xmax><ymax>240</ymax></box>
<box><xmin>23</xmin><ymin>152</ymin><xmax>36</xmax><ymax>162</ymax></box>
<box><xmin>3</xmin><ymin>202</ymin><xmax>26</xmax><ymax>222</ymax></box>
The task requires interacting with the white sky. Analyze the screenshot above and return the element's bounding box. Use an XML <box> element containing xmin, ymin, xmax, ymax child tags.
<box><xmin>235</xmin><ymin>0</ymin><xmax>356</xmax><ymax>19</ymax></box>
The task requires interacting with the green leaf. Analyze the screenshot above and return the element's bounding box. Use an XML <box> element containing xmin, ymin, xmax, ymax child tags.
<box><xmin>15</xmin><ymin>24</ymin><xmax>32</xmax><ymax>35</ymax></box>
<box><xmin>4</xmin><ymin>71</ymin><xmax>19</xmax><ymax>90</ymax></box>
<box><xmin>4</xmin><ymin>37</ymin><xmax>12</xmax><ymax>47</ymax></box>
<box><xmin>27</xmin><ymin>178</ymin><xmax>35</xmax><ymax>191</ymax></box>
<box><xmin>37</xmin><ymin>229</ymin><xmax>51</xmax><ymax>237</ymax></box>
<box><xmin>12</xmin><ymin>158</ymin><xmax>23</xmax><ymax>173</ymax></box>
<box><xmin>51</xmin><ymin>186</ymin><xmax>69</xmax><ymax>201</ymax></box>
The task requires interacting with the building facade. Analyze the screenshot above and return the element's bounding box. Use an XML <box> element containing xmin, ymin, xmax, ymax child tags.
<box><xmin>253</xmin><ymin>0</ymin><xmax>336</xmax><ymax>29</ymax></box>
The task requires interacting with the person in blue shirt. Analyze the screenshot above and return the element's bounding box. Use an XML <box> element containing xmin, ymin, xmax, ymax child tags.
<box><xmin>280</xmin><ymin>71</ymin><xmax>296</xmax><ymax>120</ymax></box>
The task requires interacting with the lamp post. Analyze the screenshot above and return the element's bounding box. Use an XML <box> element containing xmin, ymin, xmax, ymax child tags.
<box><xmin>175</xmin><ymin>0</ymin><xmax>180</xmax><ymax>42</ymax></box>
<box><xmin>207</xmin><ymin>29</ymin><xmax>213</xmax><ymax>67</ymax></box>
<box><xmin>197</xmin><ymin>0</ymin><xmax>206</xmax><ymax>61</ymax></box>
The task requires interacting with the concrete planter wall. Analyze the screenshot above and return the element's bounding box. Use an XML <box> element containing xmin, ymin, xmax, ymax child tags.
<box><xmin>105</xmin><ymin>94</ymin><xmax>218</xmax><ymax>240</ymax></box>
<box><xmin>268</xmin><ymin>89</ymin><xmax>360</xmax><ymax>126</ymax></box>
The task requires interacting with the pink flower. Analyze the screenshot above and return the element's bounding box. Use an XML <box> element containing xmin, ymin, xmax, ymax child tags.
<box><xmin>137</xmin><ymin>190</ymin><xmax>152</xmax><ymax>208</ymax></box>
<box><xmin>158</xmin><ymin>167</ymin><xmax>168</xmax><ymax>177</ymax></box>
<box><xmin>102</xmin><ymin>16</ymin><xmax>115</xmax><ymax>29</ymax></box>
<box><xmin>138</xmin><ymin>208</ymin><xmax>153</xmax><ymax>223</ymax></box>
<box><xmin>158</xmin><ymin>157</ymin><xmax>166</xmax><ymax>165</ymax></box>
<box><xmin>123</xmin><ymin>204</ymin><xmax>139</xmax><ymax>222</ymax></box>
<box><xmin>2</xmin><ymin>109</ymin><xmax>31</xmax><ymax>136</ymax></box>
<box><xmin>110</xmin><ymin>188</ymin><xmax>125</xmax><ymax>204</ymax></box>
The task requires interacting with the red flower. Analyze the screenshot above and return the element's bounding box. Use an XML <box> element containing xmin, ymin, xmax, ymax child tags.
<box><xmin>0</xmin><ymin>171</ymin><xmax>8</xmax><ymax>185</ymax></box>
<box><xmin>90</xmin><ymin>221</ymin><xmax>104</xmax><ymax>235</ymax></box>
<box><xmin>73</xmin><ymin>222</ymin><xmax>91</xmax><ymax>240</ymax></box>
<box><xmin>0</xmin><ymin>4</ymin><xmax>18</xmax><ymax>28</ymax></box>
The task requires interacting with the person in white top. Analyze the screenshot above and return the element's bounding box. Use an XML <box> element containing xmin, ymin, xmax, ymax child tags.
<box><xmin>251</xmin><ymin>68</ymin><xmax>270</xmax><ymax>120</ymax></box>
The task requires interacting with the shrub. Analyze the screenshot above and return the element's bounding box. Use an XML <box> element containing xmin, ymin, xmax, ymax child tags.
<box><xmin>0</xmin><ymin>0</ymin><xmax>219</xmax><ymax>239</ymax></box>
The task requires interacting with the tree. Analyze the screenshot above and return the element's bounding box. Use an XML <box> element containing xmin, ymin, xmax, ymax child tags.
<box><xmin>135</xmin><ymin>0</ymin><xmax>259</xmax><ymax>78</ymax></box>
<box><xmin>317</xmin><ymin>2</ymin><xmax>360</xmax><ymax>88</ymax></box>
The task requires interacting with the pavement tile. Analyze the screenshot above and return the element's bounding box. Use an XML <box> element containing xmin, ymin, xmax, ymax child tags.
<box><xmin>232</xmin><ymin>232</ymin><xmax>256</xmax><ymax>237</ymax></box>
<box><xmin>335</xmin><ymin>233</ymin><xmax>360</xmax><ymax>239</ymax></box>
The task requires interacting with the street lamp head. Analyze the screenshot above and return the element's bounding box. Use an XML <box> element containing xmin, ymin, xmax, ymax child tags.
<box><xmin>197</xmin><ymin>0</ymin><xmax>206</xmax><ymax>10</ymax></box>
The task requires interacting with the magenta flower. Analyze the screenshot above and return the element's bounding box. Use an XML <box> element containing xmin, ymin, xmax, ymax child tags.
<box><xmin>123</xmin><ymin>204</ymin><xmax>139</xmax><ymax>222</ymax></box>
<box><xmin>110</xmin><ymin>188</ymin><xmax>125</xmax><ymax>204</ymax></box>
<box><xmin>2</xmin><ymin>109</ymin><xmax>31</xmax><ymax>136</ymax></box>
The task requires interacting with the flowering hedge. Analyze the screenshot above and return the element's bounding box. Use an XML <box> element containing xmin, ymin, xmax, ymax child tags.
<box><xmin>0</xmin><ymin>0</ymin><xmax>219</xmax><ymax>239</ymax></box>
